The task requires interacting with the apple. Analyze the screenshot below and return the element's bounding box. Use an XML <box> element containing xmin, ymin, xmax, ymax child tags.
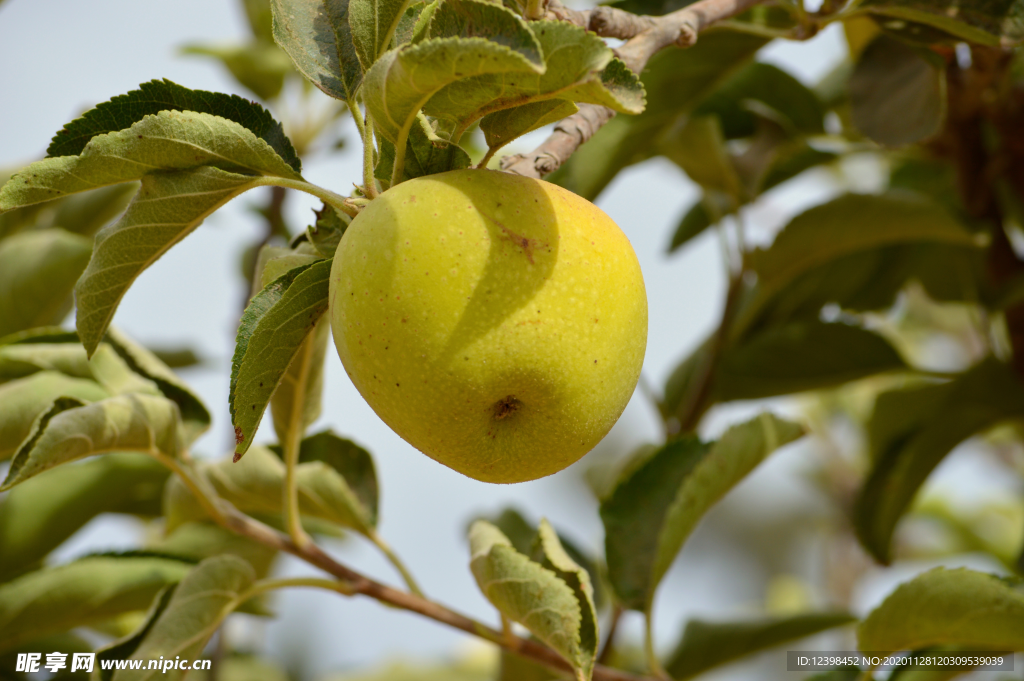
<box><xmin>328</xmin><ymin>169</ymin><xmax>647</xmax><ymax>483</ymax></box>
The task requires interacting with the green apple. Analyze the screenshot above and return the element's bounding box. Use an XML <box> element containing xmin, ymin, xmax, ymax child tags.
<box><xmin>328</xmin><ymin>169</ymin><xmax>647</xmax><ymax>483</ymax></box>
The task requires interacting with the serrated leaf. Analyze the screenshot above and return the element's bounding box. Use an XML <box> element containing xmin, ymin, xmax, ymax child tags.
<box><xmin>855</xmin><ymin>358</ymin><xmax>1024</xmax><ymax>564</ymax></box>
<box><xmin>859</xmin><ymin>0</ymin><xmax>1024</xmax><ymax>44</ymax></box>
<box><xmin>0</xmin><ymin>229</ymin><xmax>91</xmax><ymax>337</ymax></box>
<box><xmin>181</xmin><ymin>42</ymin><xmax>294</xmax><ymax>101</ymax></box>
<box><xmin>307</xmin><ymin>203</ymin><xmax>350</xmax><ymax>258</ymax></box>
<box><xmin>0</xmin><ymin>453</ymin><xmax>169</xmax><ymax>582</ymax></box>
<box><xmin>480</xmin><ymin>99</ymin><xmax>578</xmax><ymax>153</ymax></box>
<box><xmin>109</xmin><ymin>556</ymin><xmax>256</xmax><ymax>681</ymax></box>
<box><xmin>533</xmin><ymin>520</ymin><xmax>598</xmax><ymax>679</ymax></box>
<box><xmin>231</xmin><ymin>258</ymin><xmax>332</xmax><ymax>455</ymax></box>
<box><xmin>0</xmin><ymin>555</ymin><xmax>192</xmax><ymax>653</ymax></box>
<box><xmin>850</xmin><ymin>35</ymin><xmax>945</xmax><ymax>148</ymax></box>
<box><xmin>859</xmin><ymin>567</ymin><xmax>1024</xmax><ymax>652</ymax></box>
<box><xmin>270</xmin><ymin>0</ymin><xmax>363</xmax><ymax>102</ymax></box>
<box><xmin>350</xmin><ymin>0</ymin><xmax>413</xmax><ymax>69</ymax></box>
<box><xmin>474</xmin><ymin>507</ymin><xmax>606</xmax><ymax>611</ymax></box>
<box><xmin>45</xmin><ymin>79</ymin><xmax>300</xmax><ymax>172</ymax></box>
<box><xmin>362</xmin><ymin>17</ymin><xmax>545</xmax><ymax>146</ymax></box>
<box><xmin>602</xmin><ymin>414</ymin><xmax>802</xmax><ymax>611</ymax></box>
<box><xmin>1</xmin><ymin>109</ymin><xmax>300</xmax><ymax>211</ymax></box>
<box><xmin>665</xmin><ymin>612</ymin><xmax>856</xmax><ymax>679</ymax></box>
<box><xmin>422</xmin><ymin>19</ymin><xmax>642</xmax><ymax>139</ymax></box>
<box><xmin>374</xmin><ymin>120</ymin><xmax>473</xmax><ymax>184</ymax></box>
<box><xmin>270</xmin><ymin>318</ymin><xmax>330</xmax><ymax>447</ymax></box>
<box><xmin>166</xmin><ymin>446</ymin><xmax>375</xmax><ymax>535</ymax></box>
<box><xmin>75</xmin><ymin>168</ymin><xmax>268</xmax><ymax>356</ymax></box>
<box><xmin>468</xmin><ymin>521</ymin><xmax>594</xmax><ymax>680</ymax></box>
<box><xmin>0</xmin><ymin>372</ymin><xmax>108</xmax><ymax>460</ymax></box>
<box><xmin>1</xmin><ymin>393</ymin><xmax>183</xmax><ymax>491</ymax></box>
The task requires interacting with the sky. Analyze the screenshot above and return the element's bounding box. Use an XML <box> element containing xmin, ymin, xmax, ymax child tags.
<box><xmin>0</xmin><ymin>1</ymin><xmax>951</xmax><ymax>678</ymax></box>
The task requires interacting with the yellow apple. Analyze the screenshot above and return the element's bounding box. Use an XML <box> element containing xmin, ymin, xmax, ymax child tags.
<box><xmin>328</xmin><ymin>169</ymin><xmax>647</xmax><ymax>483</ymax></box>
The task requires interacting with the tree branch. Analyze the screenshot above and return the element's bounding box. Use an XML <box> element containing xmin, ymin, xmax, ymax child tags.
<box><xmin>213</xmin><ymin>504</ymin><xmax>648</xmax><ymax>681</ymax></box>
<box><xmin>502</xmin><ymin>0</ymin><xmax>764</xmax><ymax>179</ymax></box>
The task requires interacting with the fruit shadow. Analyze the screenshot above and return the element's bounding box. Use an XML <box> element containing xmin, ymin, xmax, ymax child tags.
<box><xmin>433</xmin><ymin>173</ymin><xmax>560</xmax><ymax>367</ymax></box>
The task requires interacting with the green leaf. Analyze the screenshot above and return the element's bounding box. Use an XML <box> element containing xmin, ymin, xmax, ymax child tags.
<box><xmin>375</xmin><ymin>120</ymin><xmax>473</xmax><ymax>184</ymax></box>
<box><xmin>849</xmin><ymin>35</ymin><xmax>945</xmax><ymax>148</ymax></box>
<box><xmin>1</xmin><ymin>393</ymin><xmax>183</xmax><ymax>491</ymax></box>
<box><xmin>0</xmin><ymin>453</ymin><xmax>169</xmax><ymax>583</ymax></box>
<box><xmin>667</xmin><ymin>192</ymin><xmax>735</xmax><ymax>253</ymax></box>
<box><xmin>51</xmin><ymin>184</ymin><xmax>137</xmax><ymax>236</ymax></box>
<box><xmin>181</xmin><ymin>42</ymin><xmax>294</xmax><ymax>101</ymax></box>
<box><xmin>166</xmin><ymin>446</ymin><xmax>375</xmax><ymax>535</ymax></box>
<box><xmin>469</xmin><ymin>520</ymin><xmax>596</xmax><ymax>679</ymax></box>
<box><xmin>551</xmin><ymin>29</ymin><xmax>768</xmax><ymax>200</ymax></box>
<box><xmin>0</xmin><ymin>371</ymin><xmax>108</xmax><ymax>460</ymax></box>
<box><xmin>108</xmin><ymin>556</ymin><xmax>256</xmax><ymax>681</ymax></box>
<box><xmin>665</xmin><ymin>612</ymin><xmax>856</xmax><ymax>680</ymax></box>
<box><xmin>855</xmin><ymin>358</ymin><xmax>1024</xmax><ymax>564</ymax></box>
<box><xmin>858</xmin><ymin>0</ymin><xmax>1024</xmax><ymax>44</ymax></box>
<box><xmin>230</xmin><ymin>258</ymin><xmax>332</xmax><ymax>455</ymax></box>
<box><xmin>859</xmin><ymin>567</ymin><xmax>1024</xmax><ymax>652</ymax></box>
<box><xmin>473</xmin><ymin>507</ymin><xmax>605</xmax><ymax>609</ymax></box>
<box><xmin>362</xmin><ymin>7</ymin><xmax>545</xmax><ymax>146</ymax></box>
<box><xmin>272</xmin><ymin>430</ymin><xmax>380</xmax><ymax>526</ymax></box>
<box><xmin>270</xmin><ymin>0</ymin><xmax>363</xmax><ymax>102</ymax></box>
<box><xmin>693</xmin><ymin>62</ymin><xmax>825</xmax><ymax>138</ymax></box>
<box><xmin>0</xmin><ymin>342</ymin><xmax>93</xmax><ymax>381</ymax></box>
<box><xmin>480</xmin><ymin>99</ymin><xmax>578</xmax><ymax>154</ymax></box>
<box><xmin>0</xmin><ymin>555</ymin><xmax>192</xmax><ymax>653</ymax></box>
<box><xmin>602</xmin><ymin>414</ymin><xmax>802</xmax><ymax>611</ymax></box>
<box><xmin>601</xmin><ymin>437</ymin><xmax>708</xmax><ymax>611</ymax></box>
<box><xmin>306</xmin><ymin>203</ymin><xmax>350</xmax><ymax>258</ymax></box>
<box><xmin>97</xmin><ymin>585</ymin><xmax>178</xmax><ymax>681</ymax></box>
<box><xmin>148</xmin><ymin>522</ymin><xmax>278</xmax><ymax>579</ymax></box>
<box><xmin>663</xmin><ymin>116</ymin><xmax>742</xmax><ymax>198</ymax></box>
<box><xmin>45</xmin><ymin>79</ymin><xmax>300</xmax><ymax>173</ymax></box>
<box><xmin>350</xmin><ymin>0</ymin><xmax>413</xmax><ymax>69</ymax></box>
<box><xmin>270</xmin><ymin>319</ymin><xmax>330</xmax><ymax>447</ymax></box>
<box><xmin>0</xmin><ymin>229</ymin><xmax>92</xmax><ymax>337</ymax></box>
<box><xmin>105</xmin><ymin>327</ymin><xmax>211</xmax><ymax>445</ymax></box>
<box><xmin>420</xmin><ymin>18</ymin><xmax>643</xmax><ymax>139</ymax></box>
<box><xmin>75</xmin><ymin>168</ymin><xmax>269</xmax><ymax>357</ymax></box>
<box><xmin>713</xmin><ymin>321</ymin><xmax>907</xmax><ymax>401</ymax></box>
<box><xmin>650</xmin><ymin>415</ymin><xmax>803</xmax><ymax>604</ymax></box>
<box><xmin>740</xmin><ymin>192</ymin><xmax>978</xmax><ymax>332</ymax></box>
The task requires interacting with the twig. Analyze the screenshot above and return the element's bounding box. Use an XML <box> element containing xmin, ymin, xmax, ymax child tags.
<box><xmin>210</xmin><ymin>504</ymin><xmax>648</xmax><ymax>681</ymax></box>
<box><xmin>503</xmin><ymin>0</ymin><xmax>763</xmax><ymax>179</ymax></box>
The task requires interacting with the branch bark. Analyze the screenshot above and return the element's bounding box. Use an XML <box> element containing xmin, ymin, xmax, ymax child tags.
<box><xmin>214</xmin><ymin>504</ymin><xmax>648</xmax><ymax>681</ymax></box>
<box><xmin>502</xmin><ymin>0</ymin><xmax>763</xmax><ymax>179</ymax></box>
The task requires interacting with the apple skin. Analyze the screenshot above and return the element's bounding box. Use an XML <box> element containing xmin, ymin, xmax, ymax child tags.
<box><xmin>329</xmin><ymin>169</ymin><xmax>647</xmax><ymax>483</ymax></box>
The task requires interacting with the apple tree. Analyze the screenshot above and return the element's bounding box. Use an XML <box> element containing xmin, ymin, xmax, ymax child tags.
<box><xmin>2</xmin><ymin>0</ymin><xmax>1024</xmax><ymax>679</ymax></box>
